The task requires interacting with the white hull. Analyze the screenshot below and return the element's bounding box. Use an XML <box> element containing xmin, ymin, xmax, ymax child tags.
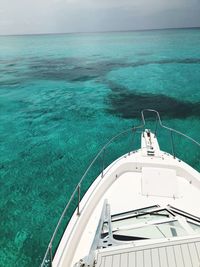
<box><xmin>41</xmin><ymin>110</ymin><xmax>200</xmax><ymax>267</ymax></box>
<box><xmin>53</xmin><ymin>131</ymin><xmax>200</xmax><ymax>267</ymax></box>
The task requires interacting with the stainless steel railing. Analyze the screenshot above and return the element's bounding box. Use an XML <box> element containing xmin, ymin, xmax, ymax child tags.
<box><xmin>40</xmin><ymin>125</ymin><xmax>143</xmax><ymax>267</ymax></box>
<box><xmin>41</xmin><ymin>109</ymin><xmax>200</xmax><ymax>267</ymax></box>
<box><xmin>141</xmin><ymin>109</ymin><xmax>200</xmax><ymax>158</ymax></box>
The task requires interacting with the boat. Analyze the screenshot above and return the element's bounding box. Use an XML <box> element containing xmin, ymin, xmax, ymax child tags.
<box><xmin>41</xmin><ymin>109</ymin><xmax>200</xmax><ymax>267</ymax></box>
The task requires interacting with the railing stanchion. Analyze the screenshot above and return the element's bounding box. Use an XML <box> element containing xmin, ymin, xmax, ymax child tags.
<box><xmin>129</xmin><ymin>128</ymin><xmax>135</xmax><ymax>155</ymax></box>
<box><xmin>170</xmin><ymin>130</ymin><xmax>175</xmax><ymax>158</ymax></box>
<box><xmin>154</xmin><ymin>117</ymin><xmax>158</xmax><ymax>137</ymax></box>
<box><xmin>49</xmin><ymin>244</ymin><xmax>53</xmax><ymax>267</ymax></box>
<box><xmin>77</xmin><ymin>185</ymin><xmax>81</xmax><ymax>216</ymax></box>
<box><xmin>101</xmin><ymin>148</ymin><xmax>105</xmax><ymax>177</ymax></box>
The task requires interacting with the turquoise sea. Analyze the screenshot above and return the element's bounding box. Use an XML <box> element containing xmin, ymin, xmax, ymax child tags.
<box><xmin>0</xmin><ymin>28</ymin><xmax>200</xmax><ymax>266</ymax></box>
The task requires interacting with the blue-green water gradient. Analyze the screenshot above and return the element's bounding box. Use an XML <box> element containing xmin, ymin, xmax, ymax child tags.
<box><xmin>0</xmin><ymin>29</ymin><xmax>200</xmax><ymax>266</ymax></box>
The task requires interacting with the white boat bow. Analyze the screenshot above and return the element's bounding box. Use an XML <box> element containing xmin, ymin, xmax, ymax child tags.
<box><xmin>41</xmin><ymin>109</ymin><xmax>200</xmax><ymax>267</ymax></box>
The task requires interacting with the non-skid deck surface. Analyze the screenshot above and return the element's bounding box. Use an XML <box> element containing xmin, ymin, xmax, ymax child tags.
<box><xmin>96</xmin><ymin>237</ymin><xmax>200</xmax><ymax>267</ymax></box>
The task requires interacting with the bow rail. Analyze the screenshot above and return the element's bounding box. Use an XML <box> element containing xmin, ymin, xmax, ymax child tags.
<box><xmin>41</xmin><ymin>109</ymin><xmax>200</xmax><ymax>267</ymax></box>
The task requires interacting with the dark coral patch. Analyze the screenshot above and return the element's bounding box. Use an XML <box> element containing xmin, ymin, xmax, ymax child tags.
<box><xmin>106</xmin><ymin>83</ymin><xmax>200</xmax><ymax>119</ymax></box>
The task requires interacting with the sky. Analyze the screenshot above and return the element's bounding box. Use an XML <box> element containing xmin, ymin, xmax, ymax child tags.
<box><xmin>0</xmin><ymin>0</ymin><xmax>200</xmax><ymax>35</ymax></box>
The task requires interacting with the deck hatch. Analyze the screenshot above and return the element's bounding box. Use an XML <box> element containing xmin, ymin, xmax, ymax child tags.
<box><xmin>141</xmin><ymin>167</ymin><xmax>179</xmax><ymax>198</ymax></box>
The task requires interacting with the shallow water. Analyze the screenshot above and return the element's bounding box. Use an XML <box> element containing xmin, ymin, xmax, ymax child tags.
<box><xmin>0</xmin><ymin>29</ymin><xmax>200</xmax><ymax>266</ymax></box>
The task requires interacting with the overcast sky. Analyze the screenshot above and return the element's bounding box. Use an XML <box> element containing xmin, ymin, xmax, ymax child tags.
<box><xmin>0</xmin><ymin>0</ymin><xmax>200</xmax><ymax>35</ymax></box>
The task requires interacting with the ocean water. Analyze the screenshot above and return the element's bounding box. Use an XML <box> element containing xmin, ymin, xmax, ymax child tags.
<box><xmin>0</xmin><ymin>29</ymin><xmax>200</xmax><ymax>266</ymax></box>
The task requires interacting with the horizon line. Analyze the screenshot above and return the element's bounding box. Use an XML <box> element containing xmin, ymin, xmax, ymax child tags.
<box><xmin>0</xmin><ymin>26</ymin><xmax>200</xmax><ymax>38</ymax></box>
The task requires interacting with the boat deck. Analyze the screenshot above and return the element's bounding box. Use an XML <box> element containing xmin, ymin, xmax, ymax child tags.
<box><xmin>96</xmin><ymin>236</ymin><xmax>200</xmax><ymax>267</ymax></box>
<box><xmin>53</xmin><ymin>147</ymin><xmax>200</xmax><ymax>267</ymax></box>
<box><xmin>41</xmin><ymin>113</ymin><xmax>200</xmax><ymax>267</ymax></box>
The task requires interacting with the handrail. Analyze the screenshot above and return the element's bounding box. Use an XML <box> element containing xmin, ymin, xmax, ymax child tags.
<box><xmin>41</xmin><ymin>109</ymin><xmax>200</xmax><ymax>267</ymax></box>
<box><xmin>141</xmin><ymin>109</ymin><xmax>200</xmax><ymax>147</ymax></box>
<box><xmin>41</xmin><ymin>124</ymin><xmax>144</xmax><ymax>267</ymax></box>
